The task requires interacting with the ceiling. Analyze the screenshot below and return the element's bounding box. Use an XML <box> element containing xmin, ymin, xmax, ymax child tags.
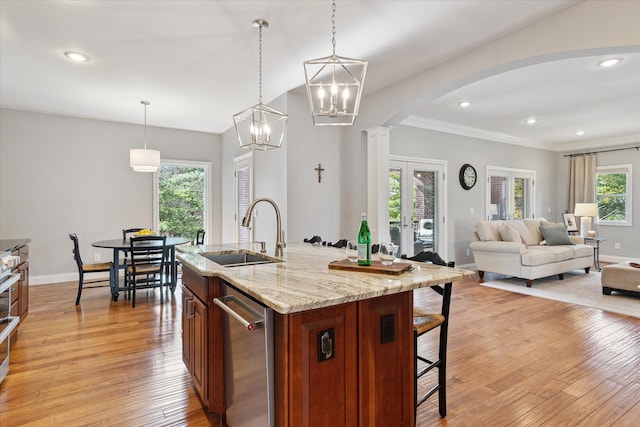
<box><xmin>1</xmin><ymin>1</ymin><xmax>639</xmax><ymax>152</ymax></box>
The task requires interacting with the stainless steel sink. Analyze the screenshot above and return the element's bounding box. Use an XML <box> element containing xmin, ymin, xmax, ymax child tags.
<box><xmin>204</xmin><ymin>251</ymin><xmax>281</xmax><ymax>268</ymax></box>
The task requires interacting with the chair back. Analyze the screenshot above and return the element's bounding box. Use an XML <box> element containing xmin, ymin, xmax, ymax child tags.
<box><xmin>129</xmin><ymin>235</ymin><xmax>167</xmax><ymax>276</ymax></box>
<box><xmin>196</xmin><ymin>229</ymin><xmax>206</xmax><ymax>245</ymax></box>
<box><xmin>69</xmin><ymin>233</ymin><xmax>84</xmax><ymax>270</ymax></box>
<box><xmin>123</xmin><ymin>228</ymin><xmax>145</xmax><ymax>242</ymax></box>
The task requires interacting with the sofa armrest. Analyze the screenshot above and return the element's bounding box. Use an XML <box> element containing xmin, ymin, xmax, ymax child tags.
<box><xmin>470</xmin><ymin>240</ymin><xmax>526</xmax><ymax>254</ymax></box>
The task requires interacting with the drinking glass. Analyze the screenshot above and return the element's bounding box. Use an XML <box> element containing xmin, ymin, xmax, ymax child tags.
<box><xmin>379</xmin><ymin>242</ymin><xmax>396</xmax><ymax>266</ymax></box>
<box><xmin>346</xmin><ymin>240</ymin><xmax>358</xmax><ymax>262</ymax></box>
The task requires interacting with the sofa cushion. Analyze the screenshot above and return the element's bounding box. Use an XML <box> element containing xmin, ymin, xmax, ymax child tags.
<box><xmin>570</xmin><ymin>244</ymin><xmax>593</xmax><ymax>258</ymax></box>
<box><xmin>499</xmin><ymin>224</ymin><xmax>520</xmax><ymax>242</ymax></box>
<box><xmin>477</xmin><ymin>221</ymin><xmax>502</xmax><ymax>242</ymax></box>
<box><xmin>540</xmin><ymin>225</ymin><xmax>574</xmax><ymax>246</ymax></box>
<box><xmin>522</xmin><ymin>249</ymin><xmax>557</xmax><ymax>266</ymax></box>
<box><xmin>540</xmin><ymin>245</ymin><xmax>575</xmax><ymax>262</ymax></box>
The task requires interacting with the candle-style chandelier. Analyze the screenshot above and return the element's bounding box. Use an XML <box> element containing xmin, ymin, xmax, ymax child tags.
<box><xmin>233</xmin><ymin>19</ymin><xmax>288</xmax><ymax>150</ymax></box>
<box><xmin>303</xmin><ymin>0</ymin><xmax>367</xmax><ymax>126</ymax></box>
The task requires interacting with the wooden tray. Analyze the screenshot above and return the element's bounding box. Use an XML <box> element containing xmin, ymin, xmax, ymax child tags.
<box><xmin>328</xmin><ymin>259</ymin><xmax>413</xmax><ymax>275</ymax></box>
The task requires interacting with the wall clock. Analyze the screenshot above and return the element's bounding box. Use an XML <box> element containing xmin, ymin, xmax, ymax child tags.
<box><xmin>459</xmin><ymin>163</ymin><xmax>477</xmax><ymax>190</ymax></box>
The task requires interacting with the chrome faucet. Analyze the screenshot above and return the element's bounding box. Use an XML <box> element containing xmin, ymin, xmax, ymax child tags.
<box><xmin>242</xmin><ymin>198</ymin><xmax>286</xmax><ymax>257</ymax></box>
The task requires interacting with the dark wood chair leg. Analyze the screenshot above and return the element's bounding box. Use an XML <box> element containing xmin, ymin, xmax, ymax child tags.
<box><xmin>526</xmin><ymin>279</ymin><xmax>533</xmax><ymax>287</ymax></box>
<box><xmin>75</xmin><ymin>271</ymin><xmax>84</xmax><ymax>305</ymax></box>
<box><xmin>558</xmin><ymin>273</ymin><xmax>564</xmax><ymax>280</ymax></box>
<box><xmin>478</xmin><ymin>271</ymin><xmax>485</xmax><ymax>283</ymax></box>
<box><xmin>585</xmin><ymin>267</ymin><xmax>590</xmax><ymax>274</ymax></box>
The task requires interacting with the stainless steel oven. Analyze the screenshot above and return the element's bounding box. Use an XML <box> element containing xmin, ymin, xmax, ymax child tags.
<box><xmin>0</xmin><ymin>250</ymin><xmax>21</xmax><ymax>384</ymax></box>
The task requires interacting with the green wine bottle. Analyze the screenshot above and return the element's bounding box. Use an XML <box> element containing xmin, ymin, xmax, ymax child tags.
<box><xmin>357</xmin><ymin>213</ymin><xmax>371</xmax><ymax>266</ymax></box>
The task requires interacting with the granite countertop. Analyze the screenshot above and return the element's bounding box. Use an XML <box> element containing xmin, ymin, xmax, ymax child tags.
<box><xmin>0</xmin><ymin>239</ymin><xmax>31</xmax><ymax>253</ymax></box>
<box><xmin>177</xmin><ymin>242</ymin><xmax>475</xmax><ymax>314</ymax></box>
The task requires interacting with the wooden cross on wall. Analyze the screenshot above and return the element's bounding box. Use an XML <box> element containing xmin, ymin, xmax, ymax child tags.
<box><xmin>314</xmin><ymin>163</ymin><xmax>325</xmax><ymax>183</ymax></box>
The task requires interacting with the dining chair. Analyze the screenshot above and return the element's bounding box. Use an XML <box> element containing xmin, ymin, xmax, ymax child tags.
<box><xmin>126</xmin><ymin>235</ymin><xmax>167</xmax><ymax>308</ymax></box>
<box><xmin>69</xmin><ymin>233</ymin><xmax>114</xmax><ymax>305</ymax></box>
<box><xmin>404</xmin><ymin>251</ymin><xmax>454</xmax><ymax>419</ymax></box>
<box><xmin>195</xmin><ymin>229</ymin><xmax>206</xmax><ymax>245</ymax></box>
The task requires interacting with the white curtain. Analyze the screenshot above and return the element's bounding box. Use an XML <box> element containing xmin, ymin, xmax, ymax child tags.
<box><xmin>569</xmin><ymin>154</ymin><xmax>596</xmax><ymax>209</ymax></box>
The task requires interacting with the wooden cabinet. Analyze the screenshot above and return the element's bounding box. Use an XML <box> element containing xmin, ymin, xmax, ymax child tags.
<box><xmin>274</xmin><ymin>292</ymin><xmax>414</xmax><ymax>427</ymax></box>
<box><xmin>358</xmin><ymin>292</ymin><xmax>414</xmax><ymax>426</ymax></box>
<box><xmin>181</xmin><ymin>265</ymin><xmax>225</xmax><ymax>415</ymax></box>
<box><xmin>275</xmin><ymin>301</ymin><xmax>358</xmax><ymax>427</ymax></box>
<box><xmin>182</xmin><ymin>286</ymin><xmax>207</xmax><ymax>401</ymax></box>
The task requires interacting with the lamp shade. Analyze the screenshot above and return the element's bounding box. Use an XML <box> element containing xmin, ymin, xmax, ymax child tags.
<box><xmin>130</xmin><ymin>148</ymin><xmax>160</xmax><ymax>172</ymax></box>
<box><xmin>574</xmin><ymin>203</ymin><xmax>598</xmax><ymax>217</ymax></box>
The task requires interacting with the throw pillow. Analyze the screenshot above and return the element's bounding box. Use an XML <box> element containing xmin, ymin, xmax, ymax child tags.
<box><xmin>540</xmin><ymin>225</ymin><xmax>575</xmax><ymax>246</ymax></box>
<box><xmin>499</xmin><ymin>224</ymin><xmax>521</xmax><ymax>242</ymax></box>
<box><xmin>476</xmin><ymin>221</ymin><xmax>501</xmax><ymax>241</ymax></box>
<box><xmin>510</xmin><ymin>220</ymin><xmax>538</xmax><ymax>246</ymax></box>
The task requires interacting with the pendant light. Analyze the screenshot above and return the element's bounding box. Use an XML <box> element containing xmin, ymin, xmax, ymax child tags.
<box><xmin>233</xmin><ymin>19</ymin><xmax>288</xmax><ymax>151</ymax></box>
<box><xmin>303</xmin><ymin>0</ymin><xmax>367</xmax><ymax>126</ymax></box>
<box><xmin>129</xmin><ymin>100</ymin><xmax>160</xmax><ymax>172</ymax></box>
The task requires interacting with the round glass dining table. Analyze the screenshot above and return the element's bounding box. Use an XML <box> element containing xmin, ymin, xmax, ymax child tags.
<box><xmin>92</xmin><ymin>236</ymin><xmax>190</xmax><ymax>300</ymax></box>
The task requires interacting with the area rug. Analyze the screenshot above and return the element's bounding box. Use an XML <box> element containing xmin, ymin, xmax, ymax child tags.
<box><xmin>480</xmin><ymin>271</ymin><xmax>640</xmax><ymax>319</ymax></box>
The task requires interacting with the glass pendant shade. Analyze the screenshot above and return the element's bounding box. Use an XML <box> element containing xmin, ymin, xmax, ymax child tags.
<box><xmin>129</xmin><ymin>148</ymin><xmax>160</xmax><ymax>172</ymax></box>
<box><xmin>304</xmin><ymin>54</ymin><xmax>367</xmax><ymax>125</ymax></box>
<box><xmin>234</xmin><ymin>19</ymin><xmax>287</xmax><ymax>150</ymax></box>
<box><xmin>130</xmin><ymin>100</ymin><xmax>160</xmax><ymax>172</ymax></box>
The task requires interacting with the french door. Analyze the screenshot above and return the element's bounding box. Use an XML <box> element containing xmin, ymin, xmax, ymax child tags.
<box><xmin>234</xmin><ymin>153</ymin><xmax>253</xmax><ymax>243</ymax></box>
<box><xmin>389</xmin><ymin>158</ymin><xmax>445</xmax><ymax>258</ymax></box>
<box><xmin>486</xmin><ymin>166</ymin><xmax>535</xmax><ymax>220</ymax></box>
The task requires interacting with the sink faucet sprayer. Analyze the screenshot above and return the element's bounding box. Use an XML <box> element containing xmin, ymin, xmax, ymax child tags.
<box><xmin>242</xmin><ymin>198</ymin><xmax>286</xmax><ymax>257</ymax></box>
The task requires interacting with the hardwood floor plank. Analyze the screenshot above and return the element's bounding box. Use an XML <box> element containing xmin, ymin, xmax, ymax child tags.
<box><xmin>1</xmin><ymin>278</ymin><xmax>639</xmax><ymax>426</ymax></box>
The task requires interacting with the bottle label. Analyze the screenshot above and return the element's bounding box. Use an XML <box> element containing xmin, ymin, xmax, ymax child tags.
<box><xmin>357</xmin><ymin>243</ymin><xmax>371</xmax><ymax>265</ymax></box>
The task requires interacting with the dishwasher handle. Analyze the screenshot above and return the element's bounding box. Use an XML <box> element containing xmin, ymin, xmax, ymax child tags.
<box><xmin>214</xmin><ymin>295</ymin><xmax>264</xmax><ymax>331</ymax></box>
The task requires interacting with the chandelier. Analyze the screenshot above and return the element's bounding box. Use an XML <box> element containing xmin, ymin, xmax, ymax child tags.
<box><xmin>233</xmin><ymin>19</ymin><xmax>288</xmax><ymax>150</ymax></box>
<box><xmin>129</xmin><ymin>100</ymin><xmax>160</xmax><ymax>172</ymax></box>
<box><xmin>303</xmin><ymin>0</ymin><xmax>367</xmax><ymax>126</ymax></box>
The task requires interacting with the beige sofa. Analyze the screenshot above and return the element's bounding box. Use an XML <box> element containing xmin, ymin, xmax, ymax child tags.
<box><xmin>469</xmin><ymin>218</ymin><xmax>593</xmax><ymax>287</ymax></box>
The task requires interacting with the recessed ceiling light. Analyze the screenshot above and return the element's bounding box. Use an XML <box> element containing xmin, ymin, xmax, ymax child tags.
<box><xmin>597</xmin><ymin>58</ymin><xmax>621</xmax><ymax>68</ymax></box>
<box><xmin>575</xmin><ymin>130</ymin><xmax>585</xmax><ymax>136</ymax></box>
<box><xmin>64</xmin><ymin>51</ymin><xmax>91</xmax><ymax>62</ymax></box>
<box><xmin>458</xmin><ymin>100</ymin><xmax>472</xmax><ymax>108</ymax></box>
<box><xmin>525</xmin><ymin>118</ymin><xmax>538</xmax><ymax>125</ymax></box>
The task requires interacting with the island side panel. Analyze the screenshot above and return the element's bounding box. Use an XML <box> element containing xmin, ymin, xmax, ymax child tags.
<box><xmin>358</xmin><ymin>291</ymin><xmax>414</xmax><ymax>426</ymax></box>
<box><xmin>275</xmin><ymin>302</ymin><xmax>358</xmax><ymax>427</ymax></box>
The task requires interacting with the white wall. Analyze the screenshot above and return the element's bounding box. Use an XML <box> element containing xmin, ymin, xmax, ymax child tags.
<box><xmin>0</xmin><ymin>109</ymin><xmax>220</xmax><ymax>284</ymax></box>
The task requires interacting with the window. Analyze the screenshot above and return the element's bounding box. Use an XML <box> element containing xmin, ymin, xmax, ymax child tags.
<box><xmin>596</xmin><ymin>164</ymin><xmax>632</xmax><ymax>226</ymax></box>
<box><xmin>153</xmin><ymin>160</ymin><xmax>211</xmax><ymax>243</ymax></box>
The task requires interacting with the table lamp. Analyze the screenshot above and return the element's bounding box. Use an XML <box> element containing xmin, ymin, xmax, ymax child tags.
<box><xmin>574</xmin><ymin>203</ymin><xmax>598</xmax><ymax>238</ymax></box>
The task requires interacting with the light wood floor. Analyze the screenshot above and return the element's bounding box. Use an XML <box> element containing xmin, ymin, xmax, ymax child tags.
<box><xmin>1</xmin><ymin>275</ymin><xmax>639</xmax><ymax>426</ymax></box>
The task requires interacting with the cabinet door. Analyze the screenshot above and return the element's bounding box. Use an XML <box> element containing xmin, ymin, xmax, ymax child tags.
<box><xmin>275</xmin><ymin>302</ymin><xmax>358</xmax><ymax>427</ymax></box>
<box><xmin>358</xmin><ymin>292</ymin><xmax>414</xmax><ymax>426</ymax></box>
<box><xmin>182</xmin><ymin>286</ymin><xmax>194</xmax><ymax>369</ymax></box>
<box><xmin>191</xmin><ymin>295</ymin><xmax>207</xmax><ymax>400</ymax></box>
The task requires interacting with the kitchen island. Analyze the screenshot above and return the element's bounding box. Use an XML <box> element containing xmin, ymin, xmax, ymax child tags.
<box><xmin>177</xmin><ymin>243</ymin><xmax>474</xmax><ymax>426</ymax></box>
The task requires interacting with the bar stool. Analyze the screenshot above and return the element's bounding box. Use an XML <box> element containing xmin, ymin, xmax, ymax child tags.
<box><xmin>404</xmin><ymin>251</ymin><xmax>454</xmax><ymax>419</ymax></box>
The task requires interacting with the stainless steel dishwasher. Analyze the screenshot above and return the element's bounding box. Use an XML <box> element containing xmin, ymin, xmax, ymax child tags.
<box><xmin>214</xmin><ymin>282</ymin><xmax>275</xmax><ymax>427</ymax></box>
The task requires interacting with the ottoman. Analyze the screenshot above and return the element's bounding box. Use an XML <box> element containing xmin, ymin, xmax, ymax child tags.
<box><xmin>601</xmin><ymin>261</ymin><xmax>640</xmax><ymax>295</ymax></box>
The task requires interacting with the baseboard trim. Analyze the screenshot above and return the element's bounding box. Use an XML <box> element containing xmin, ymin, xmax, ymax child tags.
<box><xmin>31</xmin><ymin>272</ymin><xmax>110</xmax><ymax>286</ymax></box>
